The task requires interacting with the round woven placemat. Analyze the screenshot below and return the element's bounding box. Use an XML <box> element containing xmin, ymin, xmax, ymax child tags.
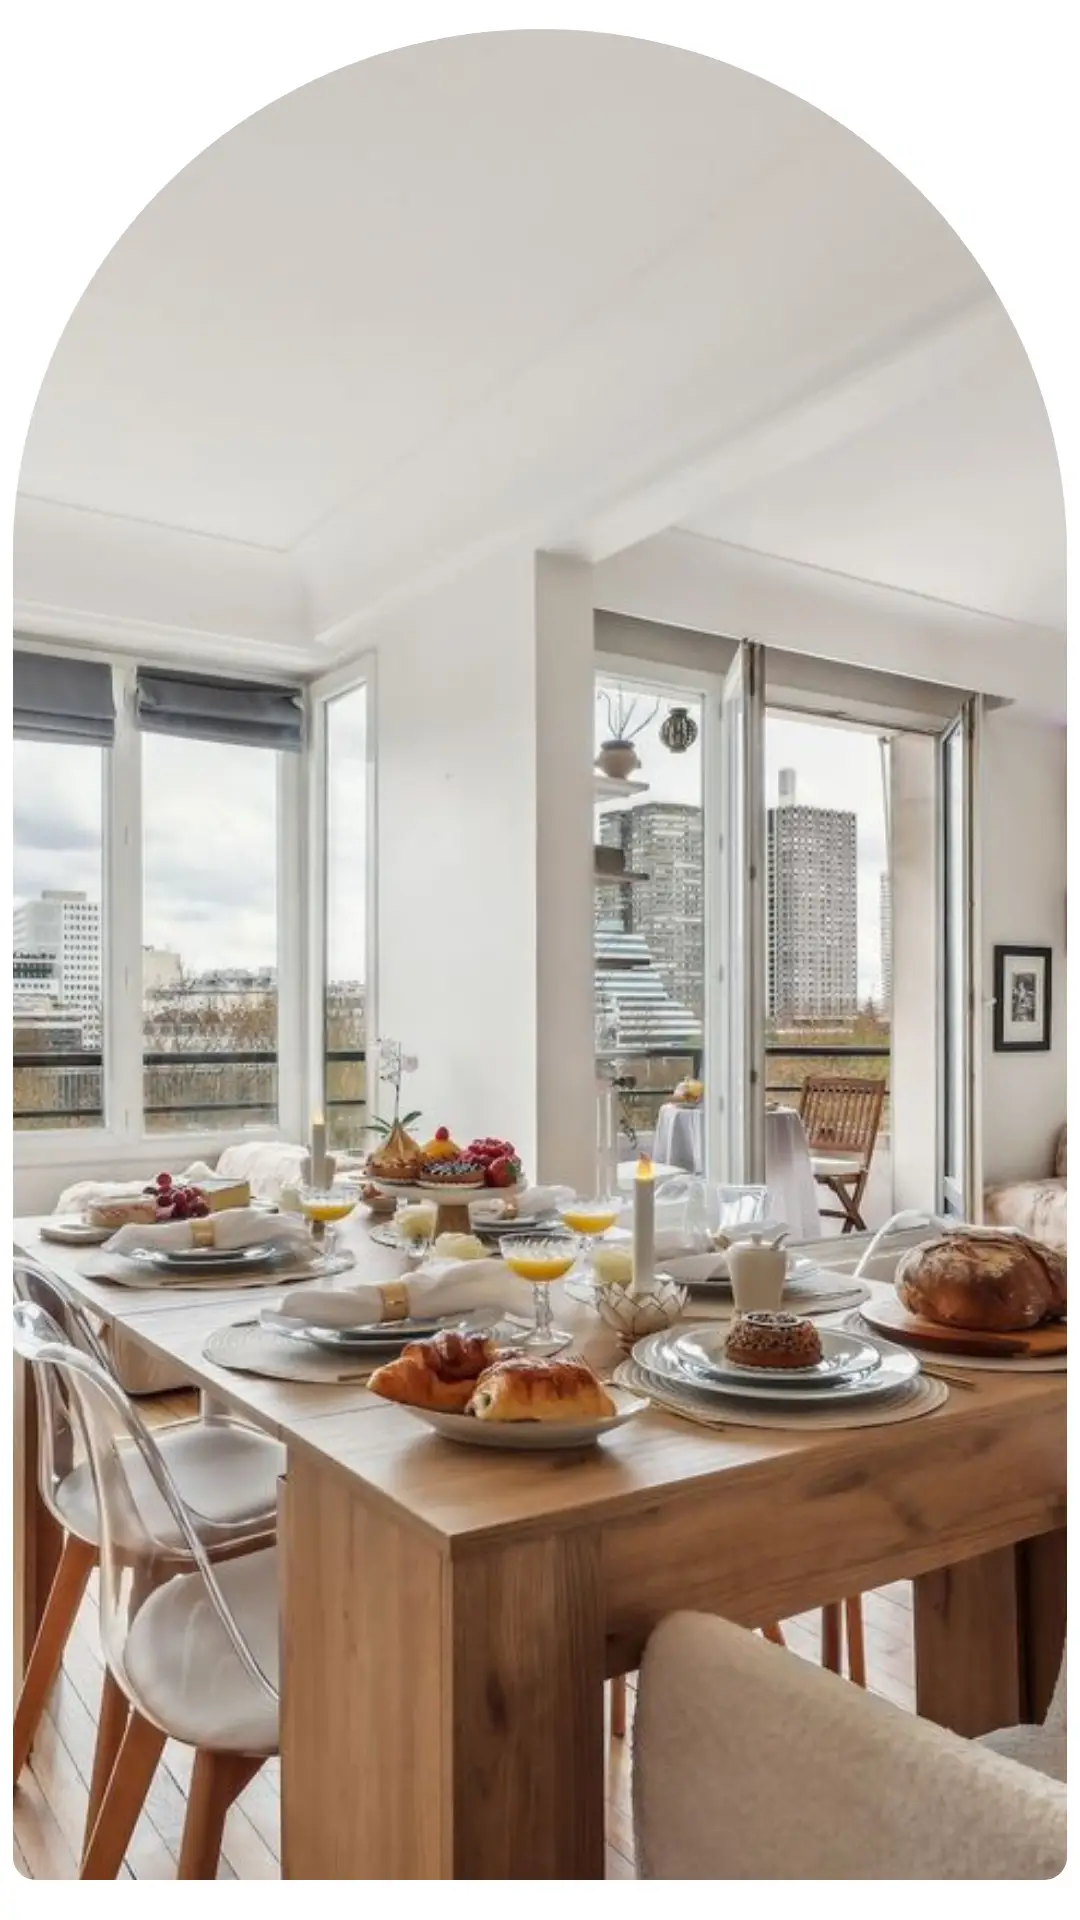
<box><xmin>203</xmin><ymin>1321</ymin><xmax>384</xmax><ymax>1385</ymax></box>
<box><xmin>613</xmin><ymin>1357</ymin><xmax>948</xmax><ymax>1430</ymax></box>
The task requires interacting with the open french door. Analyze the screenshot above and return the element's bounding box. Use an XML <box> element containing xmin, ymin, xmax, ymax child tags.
<box><xmin>937</xmin><ymin>696</ymin><xmax>981</xmax><ymax>1218</ymax></box>
<box><xmin>715</xmin><ymin>640</ymin><xmax>766</xmax><ymax>1183</ymax></box>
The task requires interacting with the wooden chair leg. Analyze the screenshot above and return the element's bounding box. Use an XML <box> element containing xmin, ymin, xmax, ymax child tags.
<box><xmin>14</xmin><ymin>1534</ymin><xmax>96</xmax><ymax>1780</ymax></box>
<box><xmin>178</xmin><ymin>1750</ymin><xmax>266</xmax><ymax>1878</ymax></box>
<box><xmin>83</xmin><ymin>1671</ymin><xmax>130</xmax><ymax>1855</ymax></box>
<box><xmin>821</xmin><ymin>1601</ymin><xmax>842</xmax><ymax>1673</ymax></box>
<box><xmin>81</xmin><ymin>1710</ymin><xmax>165</xmax><ymax>1879</ymax></box>
<box><xmin>760</xmin><ymin>1621</ymin><xmax>786</xmax><ymax>1647</ymax></box>
<box><xmin>844</xmin><ymin>1596</ymin><xmax>867</xmax><ymax>1687</ymax></box>
<box><xmin>609</xmin><ymin>1674</ymin><xmax>628</xmax><ymax>1740</ymax></box>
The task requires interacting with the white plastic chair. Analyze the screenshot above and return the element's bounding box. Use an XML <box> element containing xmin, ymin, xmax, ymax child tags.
<box><xmin>13</xmin><ymin>1267</ymin><xmax>283</xmax><ymax>1861</ymax></box>
<box><xmin>14</xmin><ymin>1311</ymin><xmax>282</xmax><ymax>1878</ymax></box>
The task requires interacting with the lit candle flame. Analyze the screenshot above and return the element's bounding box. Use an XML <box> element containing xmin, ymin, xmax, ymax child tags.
<box><xmin>636</xmin><ymin>1154</ymin><xmax>653</xmax><ymax>1180</ymax></box>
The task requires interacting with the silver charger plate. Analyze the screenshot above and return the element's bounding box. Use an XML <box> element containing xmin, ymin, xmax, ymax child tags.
<box><xmin>128</xmin><ymin>1239</ymin><xmax>300</xmax><ymax>1275</ymax></box>
<box><xmin>635</xmin><ymin>1328</ymin><xmax>919</xmax><ymax>1407</ymax></box>
<box><xmin>676</xmin><ymin>1324</ymin><xmax>882</xmax><ymax>1388</ymax></box>
<box><xmin>399</xmin><ymin>1385</ymin><xmax>647</xmax><ymax>1449</ymax></box>
<box><xmin>259</xmin><ymin>1304</ymin><xmax>502</xmax><ymax>1353</ymax></box>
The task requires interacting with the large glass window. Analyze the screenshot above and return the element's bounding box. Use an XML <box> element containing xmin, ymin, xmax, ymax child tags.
<box><xmin>323</xmin><ymin>684</ymin><xmax>368</xmax><ymax>1151</ymax></box>
<box><xmin>594</xmin><ymin>675</ymin><xmax>705</xmax><ymax>1148</ymax></box>
<box><xmin>13</xmin><ymin>739</ymin><xmax>106</xmax><ymax>1130</ymax></box>
<box><xmin>141</xmin><ymin>734</ymin><xmax>280</xmax><ymax>1132</ymax></box>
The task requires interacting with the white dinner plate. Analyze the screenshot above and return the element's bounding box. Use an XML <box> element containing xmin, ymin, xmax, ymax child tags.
<box><xmin>399</xmin><ymin>1385</ymin><xmax>647</xmax><ymax>1449</ymax></box>
<box><xmin>636</xmin><ymin>1329</ymin><xmax>919</xmax><ymax>1406</ymax></box>
<box><xmin>675</xmin><ymin>1324</ymin><xmax>882</xmax><ymax>1388</ymax></box>
<box><xmin>129</xmin><ymin>1240</ymin><xmax>297</xmax><ymax>1275</ymax></box>
<box><xmin>259</xmin><ymin>1304</ymin><xmax>501</xmax><ymax>1353</ymax></box>
<box><xmin>38</xmin><ymin>1218</ymin><xmax>113</xmax><ymax>1246</ymax></box>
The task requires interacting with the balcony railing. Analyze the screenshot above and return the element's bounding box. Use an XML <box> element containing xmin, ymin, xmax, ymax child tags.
<box><xmin>13</xmin><ymin>1047</ymin><xmax>368</xmax><ymax>1140</ymax></box>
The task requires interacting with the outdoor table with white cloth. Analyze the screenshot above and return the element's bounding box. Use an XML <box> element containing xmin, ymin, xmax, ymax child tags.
<box><xmin>654</xmin><ymin>1101</ymin><xmax>822</xmax><ymax>1240</ymax></box>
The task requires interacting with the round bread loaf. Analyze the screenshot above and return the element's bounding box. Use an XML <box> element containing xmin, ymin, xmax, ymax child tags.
<box><xmin>894</xmin><ymin>1230</ymin><xmax>1066</xmax><ymax>1332</ymax></box>
<box><xmin>725</xmin><ymin>1311</ymin><xmax>823</xmax><ymax>1369</ymax></box>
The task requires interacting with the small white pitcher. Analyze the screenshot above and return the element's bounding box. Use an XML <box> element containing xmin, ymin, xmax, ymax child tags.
<box><xmin>727</xmin><ymin>1228</ymin><xmax>789</xmax><ymax>1315</ymax></box>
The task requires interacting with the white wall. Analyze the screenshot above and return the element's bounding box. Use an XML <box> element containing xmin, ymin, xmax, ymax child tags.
<box><xmin>979</xmin><ymin>709</ymin><xmax>1067</xmax><ymax>1186</ymax></box>
<box><xmin>370</xmin><ymin>546</ymin><xmax>596</xmax><ymax>1188</ymax></box>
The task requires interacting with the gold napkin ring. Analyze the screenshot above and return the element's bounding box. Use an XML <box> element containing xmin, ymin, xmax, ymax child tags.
<box><xmin>378</xmin><ymin>1280</ymin><xmax>410</xmax><ymax>1323</ymax></box>
<box><xmin>190</xmin><ymin>1219</ymin><xmax>216</xmax><ymax>1248</ymax></box>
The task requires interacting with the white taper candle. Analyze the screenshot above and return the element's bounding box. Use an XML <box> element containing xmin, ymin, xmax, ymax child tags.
<box><xmin>631</xmin><ymin>1154</ymin><xmax>655</xmax><ymax>1299</ymax></box>
<box><xmin>310</xmin><ymin>1114</ymin><xmax>328</xmax><ymax>1190</ymax></box>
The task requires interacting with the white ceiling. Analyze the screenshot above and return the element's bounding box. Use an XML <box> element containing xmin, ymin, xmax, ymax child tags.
<box><xmin>15</xmin><ymin>29</ymin><xmax>1065</xmax><ymax>667</ymax></box>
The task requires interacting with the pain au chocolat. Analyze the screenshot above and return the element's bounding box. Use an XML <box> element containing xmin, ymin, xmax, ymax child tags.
<box><xmin>467</xmin><ymin>1355</ymin><xmax>615</xmax><ymax>1423</ymax></box>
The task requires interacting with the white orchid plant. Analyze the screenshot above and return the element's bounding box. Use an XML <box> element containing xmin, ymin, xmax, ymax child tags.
<box><xmin>369</xmin><ymin>1037</ymin><xmax>421</xmax><ymax>1136</ymax></box>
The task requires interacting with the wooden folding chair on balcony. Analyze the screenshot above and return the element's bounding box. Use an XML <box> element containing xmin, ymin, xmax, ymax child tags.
<box><xmin>798</xmin><ymin>1076</ymin><xmax>886</xmax><ymax>1234</ymax></box>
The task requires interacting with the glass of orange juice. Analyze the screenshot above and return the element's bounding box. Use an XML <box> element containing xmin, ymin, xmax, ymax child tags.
<box><xmin>557</xmin><ymin>1194</ymin><xmax>620</xmax><ymax>1281</ymax></box>
<box><xmin>299</xmin><ymin>1185</ymin><xmax>357</xmax><ymax>1259</ymax></box>
<box><xmin>499</xmin><ymin>1236</ymin><xmax>576</xmax><ymax>1351</ymax></box>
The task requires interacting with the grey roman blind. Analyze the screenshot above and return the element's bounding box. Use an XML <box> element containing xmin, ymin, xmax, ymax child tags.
<box><xmin>13</xmin><ymin>648</ymin><xmax>116</xmax><ymax>746</ymax></box>
<box><xmin>135</xmin><ymin>667</ymin><xmax>304</xmax><ymax>751</ymax></box>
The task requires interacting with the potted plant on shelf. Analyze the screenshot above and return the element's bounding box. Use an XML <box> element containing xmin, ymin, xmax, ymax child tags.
<box><xmin>595</xmin><ymin>690</ymin><xmax>659</xmax><ymax>778</ymax></box>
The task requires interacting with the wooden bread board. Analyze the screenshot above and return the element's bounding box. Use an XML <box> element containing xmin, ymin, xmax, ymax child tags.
<box><xmin>862</xmin><ymin>1293</ymin><xmax>1067</xmax><ymax>1357</ymax></box>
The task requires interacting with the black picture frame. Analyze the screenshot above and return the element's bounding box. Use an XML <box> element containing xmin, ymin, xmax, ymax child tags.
<box><xmin>993</xmin><ymin>945</ymin><xmax>1052</xmax><ymax>1052</ymax></box>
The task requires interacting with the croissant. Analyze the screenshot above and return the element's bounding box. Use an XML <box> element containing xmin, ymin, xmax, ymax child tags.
<box><xmin>468</xmin><ymin>1355</ymin><xmax>615</xmax><ymax>1423</ymax></box>
<box><xmin>368</xmin><ymin>1330</ymin><xmax>499</xmax><ymax>1412</ymax></box>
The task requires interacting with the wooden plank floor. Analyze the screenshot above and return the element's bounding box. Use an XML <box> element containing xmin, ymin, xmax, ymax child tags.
<box><xmin>14</xmin><ymin>1393</ymin><xmax>915</xmax><ymax>1878</ymax></box>
<box><xmin>14</xmin><ymin>1581</ymin><xmax>914</xmax><ymax>1879</ymax></box>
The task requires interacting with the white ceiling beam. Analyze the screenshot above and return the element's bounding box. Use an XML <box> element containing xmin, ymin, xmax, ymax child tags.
<box><xmin>593</xmin><ymin>528</ymin><xmax>1065</xmax><ymax>718</ymax></box>
<box><xmin>557</xmin><ymin>294</ymin><xmax>1007</xmax><ymax>563</ymax></box>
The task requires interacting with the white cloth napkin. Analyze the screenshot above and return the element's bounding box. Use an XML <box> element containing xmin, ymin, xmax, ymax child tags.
<box><xmin>470</xmin><ymin>1184</ymin><xmax>572</xmax><ymax>1219</ymax></box>
<box><xmin>273</xmin><ymin>1257</ymin><xmax>531</xmax><ymax>1330</ymax></box>
<box><xmin>56</xmin><ymin>1161</ymin><xmax>224</xmax><ymax>1216</ymax></box>
<box><xmin>105</xmin><ymin>1207</ymin><xmax>311</xmax><ymax>1257</ymax></box>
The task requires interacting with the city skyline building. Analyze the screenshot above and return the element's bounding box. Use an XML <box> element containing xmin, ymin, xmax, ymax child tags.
<box><xmin>13</xmin><ymin>890</ymin><xmax>102</xmax><ymax>1044</ymax></box>
<box><xmin>597</xmin><ymin>802</ymin><xmax>705</xmax><ymax>1019</ymax></box>
<box><xmin>767</xmin><ymin>770</ymin><xmax>858</xmax><ymax>1020</ymax></box>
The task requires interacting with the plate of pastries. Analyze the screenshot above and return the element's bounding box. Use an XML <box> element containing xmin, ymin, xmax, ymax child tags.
<box><xmin>367</xmin><ymin>1329</ymin><xmax>646</xmax><ymax>1449</ymax></box>
<box><xmin>365</xmin><ymin>1122</ymin><xmax>525</xmax><ymax>1196</ymax></box>
<box><xmin>861</xmin><ymin>1227</ymin><xmax>1067</xmax><ymax>1357</ymax></box>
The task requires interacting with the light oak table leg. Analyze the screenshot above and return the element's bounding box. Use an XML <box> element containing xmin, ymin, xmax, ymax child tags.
<box><xmin>14</xmin><ymin>1533</ymin><xmax>94</xmax><ymax>1779</ymax></box>
<box><xmin>13</xmin><ymin>1352</ymin><xmax>64</xmax><ymax>1688</ymax></box>
<box><xmin>281</xmin><ymin>1455</ymin><xmax>607</xmax><ymax>1879</ymax></box>
<box><xmin>913</xmin><ymin>1531</ymin><xmax>1066</xmax><ymax>1737</ymax></box>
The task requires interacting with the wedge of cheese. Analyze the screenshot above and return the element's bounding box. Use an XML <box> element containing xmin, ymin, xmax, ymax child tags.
<box><xmin>190</xmin><ymin>1176</ymin><xmax>251</xmax><ymax>1213</ymax></box>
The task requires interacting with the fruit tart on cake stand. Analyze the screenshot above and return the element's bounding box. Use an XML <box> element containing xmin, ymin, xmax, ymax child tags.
<box><xmin>366</xmin><ymin>1126</ymin><xmax>526</xmax><ymax>1236</ymax></box>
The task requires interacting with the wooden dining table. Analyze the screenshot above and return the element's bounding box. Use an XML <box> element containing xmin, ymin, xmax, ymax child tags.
<box><xmin>13</xmin><ymin>1214</ymin><xmax>1066</xmax><ymax>1880</ymax></box>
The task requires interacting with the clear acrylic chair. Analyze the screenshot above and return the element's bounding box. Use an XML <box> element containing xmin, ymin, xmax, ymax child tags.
<box><xmin>13</xmin><ymin>1309</ymin><xmax>280</xmax><ymax>1878</ymax></box>
<box><xmin>12</xmin><ymin>1265</ymin><xmax>284</xmax><ymax>1857</ymax></box>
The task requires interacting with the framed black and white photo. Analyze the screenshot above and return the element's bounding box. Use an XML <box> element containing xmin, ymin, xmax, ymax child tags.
<box><xmin>993</xmin><ymin>945</ymin><xmax>1052</xmax><ymax>1052</ymax></box>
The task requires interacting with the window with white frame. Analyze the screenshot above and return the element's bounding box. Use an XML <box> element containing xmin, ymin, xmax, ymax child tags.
<box><xmin>13</xmin><ymin>736</ymin><xmax>107</xmax><ymax>1131</ymax></box>
<box><xmin>12</xmin><ymin>646</ymin><xmax>307</xmax><ymax>1152</ymax></box>
<box><xmin>321</xmin><ymin>679</ymin><xmax>369</xmax><ymax>1152</ymax></box>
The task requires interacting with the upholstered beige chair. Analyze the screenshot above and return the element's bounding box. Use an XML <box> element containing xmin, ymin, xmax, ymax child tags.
<box><xmin>633</xmin><ymin>1612</ymin><xmax>1065</xmax><ymax>1879</ymax></box>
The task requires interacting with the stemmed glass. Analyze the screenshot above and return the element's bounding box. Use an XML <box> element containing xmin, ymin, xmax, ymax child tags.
<box><xmin>298</xmin><ymin>1185</ymin><xmax>357</xmax><ymax>1262</ymax></box>
<box><xmin>498</xmin><ymin>1236</ymin><xmax>576</xmax><ymax>1352</ymax></box>
<box><xmin>394</xmin><ymin>1198</ymin><xmax>437</xmax><ymax>1264</ymax></box>
<box><xmin>557</xmin><ymin>1194</ymin><xmax>621</xmax><ymax>1285</ymax></box>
